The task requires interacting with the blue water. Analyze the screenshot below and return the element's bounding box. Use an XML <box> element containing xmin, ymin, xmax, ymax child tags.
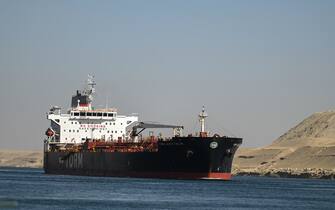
<box><xmin>0</xmin><ymin>168</ymin><xmax>334</xmax><ymax>210</ymax></box>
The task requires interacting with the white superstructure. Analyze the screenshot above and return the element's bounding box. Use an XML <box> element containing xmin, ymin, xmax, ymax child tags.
<box><xmin>46</xmin><ymin>76</ymin><xmax>138</xmax><ymax>144</ymax></box>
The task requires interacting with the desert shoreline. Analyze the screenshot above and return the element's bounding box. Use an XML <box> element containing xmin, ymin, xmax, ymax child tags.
<box><xmin>232</xmin><ymin>168</ymin><xmax>335</xmax><ymax>180</ymax></box>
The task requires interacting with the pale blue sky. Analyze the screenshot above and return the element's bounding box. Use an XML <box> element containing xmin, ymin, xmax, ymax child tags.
<box><xmin>0</xmin><ymin>0</ymin><xmax>334</xmax><ymax>149</ymax></box>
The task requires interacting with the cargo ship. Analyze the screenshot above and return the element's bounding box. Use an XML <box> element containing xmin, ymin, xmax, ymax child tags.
<box><xmin>44</xmin><ymin>76</ymin><xmax>242</xmax><ymax>180</ymax></box>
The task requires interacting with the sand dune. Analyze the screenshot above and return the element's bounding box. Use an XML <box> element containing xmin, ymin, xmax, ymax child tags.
<box><xmin>233</xmin><ymin>111</ymin><xmax>335</xmax><ymax>178</ymax></box>
<box><xmin>0</xmin><ymin>150</ymin><xmax>43</xmax><ymax>168</ymax></box>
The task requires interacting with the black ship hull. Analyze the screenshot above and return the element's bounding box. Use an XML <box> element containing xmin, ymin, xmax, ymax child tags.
<box><xmin>44</xmin><ymin>137</ymin><xmax>242</xmax><ymax>180</ymax></box>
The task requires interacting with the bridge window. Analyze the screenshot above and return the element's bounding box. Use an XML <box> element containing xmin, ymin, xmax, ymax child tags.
<box><xmin>103</xmin><ymin>113</ymin><xmax>107</xmax><ymax>117</ymax></box>
<box><xmin>87</xmin><ymin>112</ymin><xmax>92</xmax><ymax>116</ymax></box>
<box><xmin>108</xmin><ymin>113</ymin><xmax>113</xmax><ymax>117</ymax></box>
<box><xmin>97</xmin><ymin>113</ymin><xmax>102</xmax><ymax>117</ymax></box>
<box><xmin>93</xmin><ymin>113</ymin><xmax>97</xmax><ymax>116</ymax></box>
<box><xmin>74</xmin><ymin>112</ymin><xmax>79</xmax><ymax>116</ymax></box>
<box><xmin>80</xmin><ymin>112</ymin><xmax>86</xmax><ymax>116</ymax></box>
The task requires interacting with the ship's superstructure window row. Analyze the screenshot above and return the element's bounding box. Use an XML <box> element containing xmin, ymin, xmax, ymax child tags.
<box><xmin>70</xmin><ymin>111</ymin><xmax>116</xmax><ymax>118</ymax></box>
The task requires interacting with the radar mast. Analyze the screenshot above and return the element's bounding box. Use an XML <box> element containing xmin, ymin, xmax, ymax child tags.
<box><xmin>84</xmin><ymin>74</ymin><xmax>96</xmax><ymax>107</ymax></box>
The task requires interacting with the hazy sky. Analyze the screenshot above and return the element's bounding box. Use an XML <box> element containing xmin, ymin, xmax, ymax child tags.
<box><xmin>0</xmin><ymin>0</ymin><xmax>334</xmax><ymax>150</ymax></box>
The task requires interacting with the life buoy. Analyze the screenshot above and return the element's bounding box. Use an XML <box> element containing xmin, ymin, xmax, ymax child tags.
<box><xmin>45</xmin><ymin>128</ymin><xmax>55</xmax><ymax>137</ymax></box>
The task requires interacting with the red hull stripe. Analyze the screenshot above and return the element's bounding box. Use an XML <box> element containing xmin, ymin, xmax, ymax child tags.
<box><xmin>79</xmin><ymin>104</ymin><xmax>89</xmax><ymax>107</ymax></box>
<box><xmin>207</xmin><ymin>172</ymin><xmax>231</xmax><ymax>180</ymax></box>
